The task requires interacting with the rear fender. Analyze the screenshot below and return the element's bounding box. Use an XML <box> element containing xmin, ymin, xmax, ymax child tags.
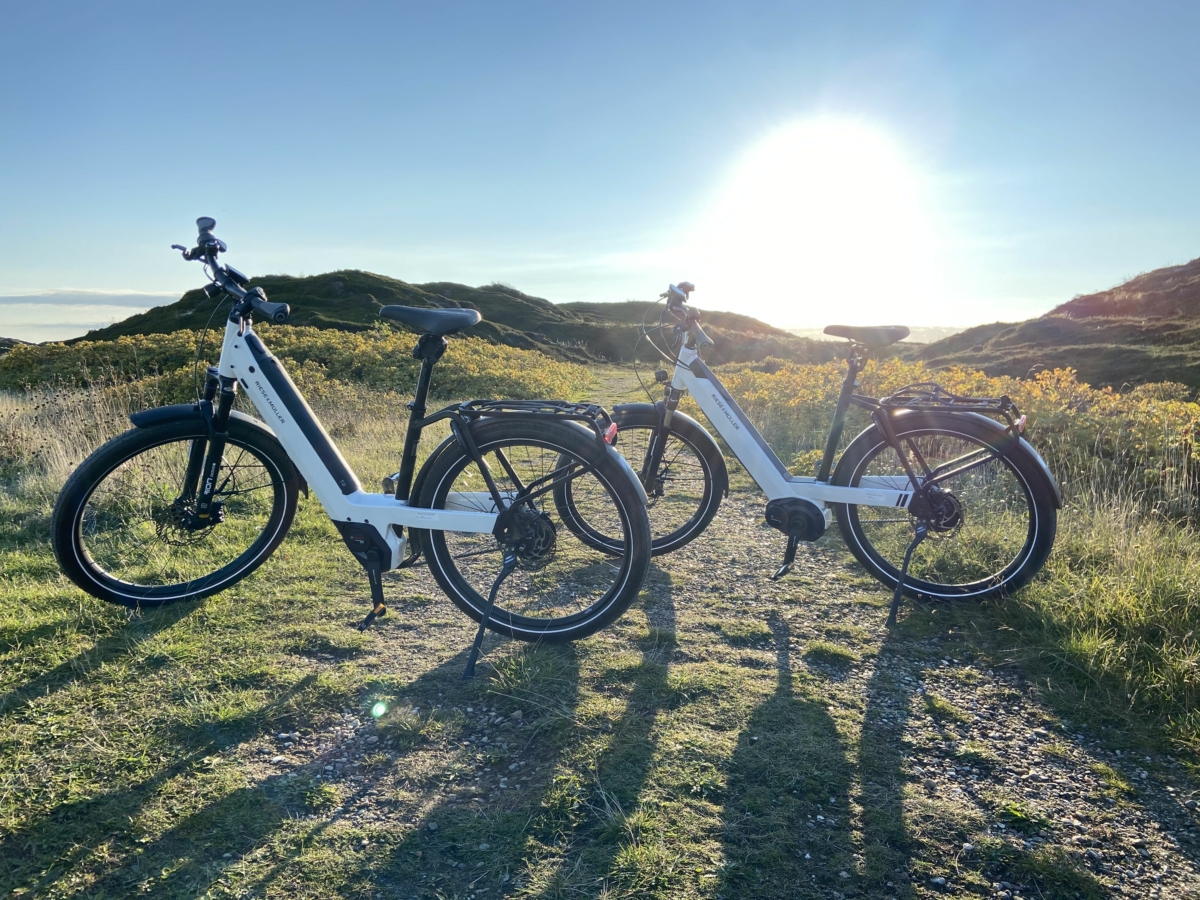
<box><xmin>886</xmin><ymin>408</ymin><xmax>1062</xmax><ymax>509</ymax></box>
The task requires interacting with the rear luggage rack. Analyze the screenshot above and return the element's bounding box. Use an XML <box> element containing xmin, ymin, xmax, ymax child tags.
<box><xmin>455</xmin><ymin>399</ymin><xmax>616</xmax><ymax>444</ymax></box>
<box><xmin>876</xmin><ymin>382</ymin><xmax>1025</xmax><ymax>435</ymax></box>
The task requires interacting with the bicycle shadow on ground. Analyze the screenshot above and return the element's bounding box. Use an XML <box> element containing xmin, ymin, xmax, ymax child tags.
<box><xmin>233</xmin><ymin>640</ymin><xmax>585</xmax><ymax>900</ymax></box>
<box><xmin>0</xmin><ymin>671</ymin><xmax>318</xmax><ymax>896</ymax></box>
<box><xmin>4</xmin><ymin>635</ymin><xmax>582</xmax><ymax>899</ymax></box>
<box><xmin>343</xmin><ymin>563</ymin><xmax>678</xmax><ymax>899</ymax></box>
<box><xmin>854</xmin><ymin>599</ymin><xmax>1115</xmax><ymax>898</ymax></box>
<box><xmin>0</xmin><ymin>602</ymin><xmax>194</xmax><ymax>716</ymax></box>
<box><xmin>720</xmin><ymin>611</ymin><xmax>856</xmax><ymax>899</ymax></box>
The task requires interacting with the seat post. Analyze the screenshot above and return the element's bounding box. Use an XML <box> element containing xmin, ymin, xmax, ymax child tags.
<box><xmin>815</xmin><ymin>345</ymin><xmax>867</xmax><ymax>483</ymax></box>
<box><xmin>394</xmin><ymin>333</ymin><xmax>448</xmax><ymax>501</ymax></box>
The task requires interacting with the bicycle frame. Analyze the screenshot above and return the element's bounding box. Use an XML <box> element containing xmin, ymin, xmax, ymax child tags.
<box><xmin>667</xmin><ymin>343</ymin><xmax>915</xmax><ymax>516</ymax></box>
<box><xmin>215</xmin><ymin>316</ymin><xmax>498</xmax><ymax>568</ymax></box>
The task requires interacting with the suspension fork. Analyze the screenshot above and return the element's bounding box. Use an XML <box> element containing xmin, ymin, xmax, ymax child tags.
<box><xmin>178</xmin><ymin>367</ymin><xmax>220</xmax><ymax>503</ymax></box>
<box><xmin>641</xmin><ymin>388</ymin><xmax>683</xmax><ymax>492</ymax></box>
<box><xmin>193</xmin><ymin>372</ymin><xmax>239</xmax><ymax>523</ymax></box>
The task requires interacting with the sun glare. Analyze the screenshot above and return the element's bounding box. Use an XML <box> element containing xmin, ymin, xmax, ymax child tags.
<box><xmin>683</xmin><ymin>119</ymin><xmax>947</xmax><ymax>328</ymax></box>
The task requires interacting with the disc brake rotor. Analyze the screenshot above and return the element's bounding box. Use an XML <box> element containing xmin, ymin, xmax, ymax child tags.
<box><xmin>927</xmin><ymin>490</ymin><xmax>963</xmax><ymax>533</ymax></box>
<box><xmin>511</xmin><ymin>505</ymin><xmax>557</xmax><ymax>568</ymax></box>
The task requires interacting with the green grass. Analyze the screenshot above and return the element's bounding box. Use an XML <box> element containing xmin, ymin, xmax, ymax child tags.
<box><xmin>4</xmin><ymin>361</ymin><xmax>1200</xmax><ymax>898</ymax></box>
<box><xmin>802</xmin><ymin>639</ymin><xmax>858</xmax><ymax>666</ymax></box>
<box><xmin>994</xmin><ymin>800</ymin><xmax>1053</xmax><ymax>834</ymax></box>
<box><xmin>923</xmin><ymin>693</ymin><xmax>971</xmax><ymax>725</ymax></box>
<box><xmin>975</xmin><ymin>838</ymin><xmax>1106</xmax><ymax>900</ymax></box>
<box><xmin>1090</xmin><ymin>762</ymin><xmax>1137</xmax><ymax>798</ymax></box>
<box><xmin>954</xmin><ymin>741</ymin><xmax>1000</xmax><ymax>769</ymax></box>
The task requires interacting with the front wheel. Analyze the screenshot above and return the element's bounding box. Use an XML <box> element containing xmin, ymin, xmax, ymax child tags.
<box><xmin>51</xmin><ymin>418</ymin><xmax>300</xmax><ymax>608</ymax></box>
<box><xmin>416</xmin><ymin>419</ymin><xmax>651</xmax><ymax>643</ymax></box>
<box><xmin>555</xmin><ymin>405</ymin><xmax>726</xmax><ymax>556</ymax></box>
<box><xmin>831</xmin><ymin>412</ymin><xmax>1057</xmax><ymax>600</ymax></box>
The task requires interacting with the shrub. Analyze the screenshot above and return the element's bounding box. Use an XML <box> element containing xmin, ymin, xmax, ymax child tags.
<box><xmin>0</xmin><ymin>324</ymin><xmax>593</xmax><ymax>404</ymax></box>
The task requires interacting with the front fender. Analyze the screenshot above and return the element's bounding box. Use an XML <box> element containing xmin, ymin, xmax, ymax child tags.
<box><xmin>131</xmin><ymin>403</ymin><xmax>272</xmax><ymax>436</ymax></box>
<box><xmin>129</xmin><ymin>403</ymin><xmax>307</xmax><ymax>496</ymax></box>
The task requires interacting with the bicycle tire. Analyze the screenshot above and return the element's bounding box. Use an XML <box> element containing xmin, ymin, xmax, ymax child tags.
<box><xmin>831</xmin><ymin>411</ymin><xmax>1057</xmax><ymax>600</ymax></box>
<box><xmin>555</xmin><ymin>404</ymin><xmax>726</xmax><ymax>556</ymax></box>
<box><xmin>416</xmin><ymin>418</ymin><xmax>651</xmax><ymax>643</ymax></box>
<box><xmin>52</xmin><ymin>418</ymin><xmax>300</xmax><ymax>608</ymax></box>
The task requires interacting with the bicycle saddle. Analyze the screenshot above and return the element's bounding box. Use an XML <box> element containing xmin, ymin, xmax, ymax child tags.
<box><xmin>379</xmin><ymin>305</ymin><xmax>482</xmax><ymax>335</ymax></box>
<box><xmin>823</xmin><ymin>325</ymin><xmax>910</xmax><ymax>347</ymax></box>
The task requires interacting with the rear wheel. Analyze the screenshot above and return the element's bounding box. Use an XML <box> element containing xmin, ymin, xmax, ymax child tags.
<box><xmin>831</xmin><ymin>412</ymin><xmax>1057</xmax><ymax>600</ymax></box>
<box><xmin>52</xmin><ymin>419</ymin><xmax>299</xmax><ymax>608</ymax></box>
<box><xmin>417</xmin><ymin>419</ymin><xmax>651</xmax><ymax>643</ymax></box>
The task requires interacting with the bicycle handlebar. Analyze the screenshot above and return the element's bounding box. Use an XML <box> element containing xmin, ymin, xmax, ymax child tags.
<box><xmin>656</xmin><ymin>281</ymin><xmax>713</xmax><ymax>354</ymax></box>
<box><xmin>244</xmin><ymin>287</ymin><xmax>291</xmax><ymax>324</ymax></box>
<box><xmin>172</xmin><ymin>217</ymin><xmax>290</xmax><ymax>324</ymax></box>
<box><xmin>687</xmin><ymin>318</ymin><xmax>714</xmax><ymax>352</ymax></box>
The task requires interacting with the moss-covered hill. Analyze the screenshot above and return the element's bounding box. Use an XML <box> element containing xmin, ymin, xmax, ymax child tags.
<box><xmin>73</xmin><ymin>270</ymin><xmax>842</xmax><ymax>367</ymax></box>
<box><xmin>909</xmin><ymin>255</ymin><xmax>1200</xmax><ymax>391</ymax></box>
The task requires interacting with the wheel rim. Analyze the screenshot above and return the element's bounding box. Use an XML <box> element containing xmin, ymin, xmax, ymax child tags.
<box><xmin>563</xmin><ymin>424</ymin><xmax>711</xmax><ymax>551</ymax></box>
<box><xmin>430</xmin><ymin>437</ymin><xmax>635</xmax><ymax>631</ymax></box>
<box><xmin>848</xmin><ymin>428</ymin><xmax>1037</xmax><ymax>594</ymax></box>
<box><xmin>75</xmin><ymin>435</ymin><xmax>284</xmax><ymax>598</ymax></box>
<box><xmin>621</xmin><ymin>425</ymin><xmax>712</xmax><ymax>544</ymax></box>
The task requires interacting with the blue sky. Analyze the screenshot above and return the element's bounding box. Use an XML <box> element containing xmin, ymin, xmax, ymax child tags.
<box><xmin>2</xmin><ymin>1</ymin><xmax>1198</xmax><ymax>340</ymax></box>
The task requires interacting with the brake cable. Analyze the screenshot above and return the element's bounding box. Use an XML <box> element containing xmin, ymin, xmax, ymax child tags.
<box><xmin>192</xmin><ymin>287</ymin><xmax>233</xmax><ymax>400</ymax></box>
<box><xmin>631</xmin><ymin>296</ymin><xmax>690</xmax><ymax>402</ymax></box>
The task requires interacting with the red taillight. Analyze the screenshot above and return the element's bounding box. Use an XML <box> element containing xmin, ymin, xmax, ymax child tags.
<box><xmin>604</xmin><ymin>422</ymin><xmax>619</xmax><ymax>444</ymax></box>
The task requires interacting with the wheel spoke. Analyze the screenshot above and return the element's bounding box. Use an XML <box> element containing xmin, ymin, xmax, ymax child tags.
<box><xmin>849</xmin><ymin>427</ymin><xmax>1035</xmax><ymax>590</ymax></box>
<box><xmin>76</xmin><ymin>434</ymin><xmax>283</xmax><ymax>592</ymax></box>
<box><xmin>430</xmin><ymin>430</ymin><xmax>641</xmax><ymax>632</ymax></box>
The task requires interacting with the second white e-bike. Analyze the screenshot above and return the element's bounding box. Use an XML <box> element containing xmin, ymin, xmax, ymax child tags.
<box><xmin>51</xmin><ymin>219</ymin><xmax>651</xmax><ymax>660</ymax></box>
<box><xmin>571</xmin><ymin>283</ymin><xmax>1061</xmax><ymax>624</ymax></box>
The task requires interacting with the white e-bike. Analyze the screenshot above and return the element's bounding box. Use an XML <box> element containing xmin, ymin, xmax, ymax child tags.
<box><xmin>575</xmin><ymin>283</ymin><xmax>1061</xmax><ymax>624</ymax></box>
<box><xmin>52</xmin><ymin>219</ymin><xmax>651</xmax><ymax>667</ymax></box>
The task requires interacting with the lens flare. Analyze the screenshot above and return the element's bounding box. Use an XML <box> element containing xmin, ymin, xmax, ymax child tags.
<box><xmin>371</xmin><ymin>701</ymin><xmax>388</xmax><ymax>718</ymax></box>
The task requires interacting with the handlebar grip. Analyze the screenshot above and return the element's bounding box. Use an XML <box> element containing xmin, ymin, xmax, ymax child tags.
<box><xmin>689</xmin><ymin>320</ymin><xmax>714</xmax><ymax>352</ymax></box>
<box><xmin>257</xmin><ymin>300</ymin><xmax>290</xmax><ymax>324</ymax></box>
<box><xmin>245</xmin><ymin>287</ymin><xmax>289</xmax><ymax>323</ymax></box>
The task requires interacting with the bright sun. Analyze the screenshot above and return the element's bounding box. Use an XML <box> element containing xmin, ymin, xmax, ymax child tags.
<box><xmin>682</xmin><ymin>119</ymin><xmax>947</xmax><ymax>328</ymax></box>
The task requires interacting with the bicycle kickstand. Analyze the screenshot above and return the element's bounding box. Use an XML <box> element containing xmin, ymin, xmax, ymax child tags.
<box><xmin>463</xmin><ymin>550</ymin><xmax>518</xmax><ymax>680</ymax></box>
<box><xmin>771</xmin><ymin>534</ymin><xmax>800</xmax><ymax>581</ymax></box>
<box><xmin>887</xmin><ymin>521</ymin><xmax>929</xmax><ymax>627</ymax></box>
<box><xmin>357</xmin><ymin>550</ymin><xmax>388</xmax><ymax>631</ymax></box>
